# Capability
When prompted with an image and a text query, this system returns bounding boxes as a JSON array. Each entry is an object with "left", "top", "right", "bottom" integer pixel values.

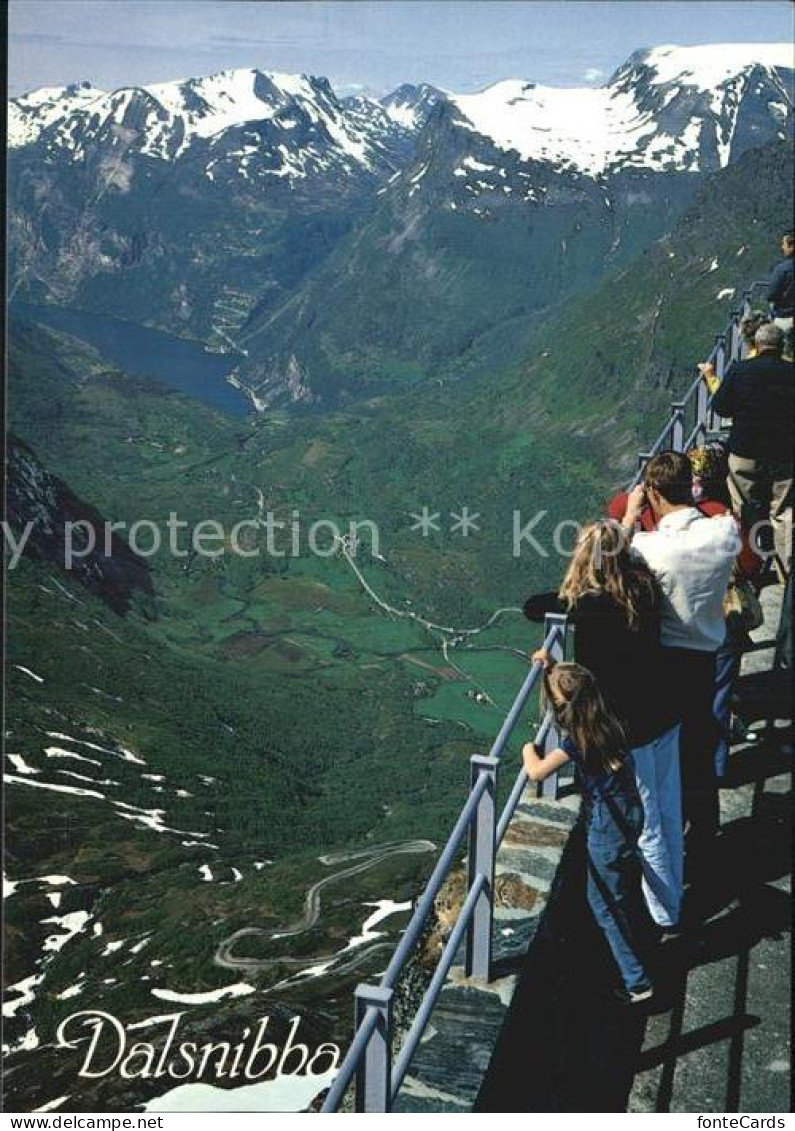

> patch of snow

[
  {"left": 112, "top": 799, "right": 209, "bottom": 838},
  {"left": 4, "top": 773, "right": 105, "bottom": 801},
  {"left": 14, "top": 665, "right": 44, "bottom": 683},
  {"left": 643, "top": 43, "right": 793, "bottom": 90},
  {"left": 5, "top": 1026, "right": 40, "bottom": 1054},
  {"left": 145, "top": 1071, "right": 336, "bottom": 1113},
  {"left": 3, "top": 974, "right": 44, "bottom": 1018},
  {"left": 42, "top": 910, "right": 92, "bottom": 954},
  {"left": 199, "top": 865, "right": 214, "bottom": 882},
  {"left": 45, "top": 745, "right": 102, "bottom": 767},
  {"left": 32, "top": 1097, "right": 70, "bottom": 1114},
  {"left": 463, "top": 156, "right": 495, "bottom": 173},
  {"left": 716, "top": 287, "right": 736, "bottom": 301},
  {"left": 56, "top": 982, "right": 85, "bottom": 1001},
  {"left": 342, "top": 900, "right": 412, "bottom": 952},
  {"left": 101, "top": 939, "right": 126, "bottom": 957},
  {"left": 151, "top": 983, "right": 255, "bottom": 1005},
  {"left": 7, "top": 754, "right": 40, "bottom": 775}
]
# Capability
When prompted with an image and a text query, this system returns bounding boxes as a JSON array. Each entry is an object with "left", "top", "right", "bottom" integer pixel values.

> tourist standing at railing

[
  {"left": 708, "top": 322, "right": 793, "bottom": 578},
  {"left": 523, "top": 662, "right": 654, "bottom": 1004},
  {"left": 622, "top": 453, "right": 741, "bottom": 860},
  {"left": 698, "top": 310, "right": 769, "bottom": 392},
  {"left": 615, "top": 448, "right": 763, "bottom": 780},
  {"left": 523, "top": 521, "right": 683, "bottom": 931},
  {"left": 767, "top": 229, "right": 794, "bottom": 332}
]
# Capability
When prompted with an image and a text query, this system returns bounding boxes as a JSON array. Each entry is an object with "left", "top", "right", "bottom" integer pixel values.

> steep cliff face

[
  {"left": 7, "top": 70, "right": 440, "bottom": 344},
  {"left": 7, "top": 436, "right": 154, "bottom": 614}
]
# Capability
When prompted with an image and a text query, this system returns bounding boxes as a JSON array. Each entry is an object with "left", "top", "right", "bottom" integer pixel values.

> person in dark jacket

[
  {"left": 710, "top": 321, "right": 793, "bottom": 576},
  {"left": 524, "top": 519, "right": 683, "bottom": 930},
  {"left": 767, "top": 230, "right": 794, "bottom": 329}
]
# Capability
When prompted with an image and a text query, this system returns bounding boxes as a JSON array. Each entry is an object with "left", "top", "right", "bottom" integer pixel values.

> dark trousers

[
  {"left": 666, "top": 647, "right": 720, "bottom": 842},
  {"left": 713, "top": 625, "right": 742, "bottom": 779}
]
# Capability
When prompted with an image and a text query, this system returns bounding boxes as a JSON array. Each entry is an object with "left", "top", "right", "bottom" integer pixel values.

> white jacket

[{"left": 631, "top": 508, "right": 741, "bottom": 652}]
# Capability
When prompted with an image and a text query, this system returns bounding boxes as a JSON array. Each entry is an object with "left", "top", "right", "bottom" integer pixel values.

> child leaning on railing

[{"left": 523, "top": 657, "right": 654, "bottom": 1005}]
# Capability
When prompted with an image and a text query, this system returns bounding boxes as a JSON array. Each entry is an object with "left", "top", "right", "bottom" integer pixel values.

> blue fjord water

[{"left": 13, "top": 303, "right": 252, "bottom": 418}]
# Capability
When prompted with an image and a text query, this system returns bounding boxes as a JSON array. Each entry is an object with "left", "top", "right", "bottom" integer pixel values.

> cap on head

[{"left": 755, "top": 322, "right": 784, "bottom": 352}]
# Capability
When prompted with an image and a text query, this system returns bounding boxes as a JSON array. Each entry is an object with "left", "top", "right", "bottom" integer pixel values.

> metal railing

[
  {"left": 321, "top": 616, "right": 567, "bottom": 1111},
  {"left": 321, "top": 278, "right": 770, "bottom": 1112},
  {"left": 630, "top": 280, "right": 769, "bottom": 486}
]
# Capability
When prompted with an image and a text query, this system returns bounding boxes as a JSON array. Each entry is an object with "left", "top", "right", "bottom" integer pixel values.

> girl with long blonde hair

[{"left": 523, "top": 517, "right": 684, "bottom": 935}]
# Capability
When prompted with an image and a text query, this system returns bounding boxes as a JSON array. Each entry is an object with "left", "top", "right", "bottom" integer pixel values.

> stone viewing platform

[{"left": 397, "top": 580, "right": 789, "bottom": 1113}]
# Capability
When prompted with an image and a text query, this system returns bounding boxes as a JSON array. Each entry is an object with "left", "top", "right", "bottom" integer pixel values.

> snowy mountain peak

[
  {"left": 143, "top": 66, "right": 330, "bottom": 141},
  {"left": 8, "top": 81, "right": 108, "bottom": 147},
  {"left": 450, "top": 43, "right": 793, "bottom": 177},
  {"left": 380, "top": 83, "right": 443, "bottom": 129},
  {"left": 617, "top": 42, "right": 795, "bottom": 89}
]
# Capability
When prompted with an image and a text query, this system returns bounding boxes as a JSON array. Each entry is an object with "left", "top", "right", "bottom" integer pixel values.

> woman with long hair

[
  {"left": 524, "top": 660, "right": 653, "bottom": 1003},
  {"left": 524, "top": 519, "right": 683, "bottom": 933}
]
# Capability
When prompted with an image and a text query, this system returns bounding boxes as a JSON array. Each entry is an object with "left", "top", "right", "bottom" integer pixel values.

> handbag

[{"left": 724, "top": 576, "right": 764, "bottom": 632}]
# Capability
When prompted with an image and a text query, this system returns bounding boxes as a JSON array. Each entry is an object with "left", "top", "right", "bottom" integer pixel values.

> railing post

[
  {"left": 704, "top": 332, "right": 726, "bottom": 433},
  {"left": 354, "top": 985, "right": 393, "bottom": 1112},
  {"left": 465, "top": 754, "right": 498, "bottom": 981},
  {"left": 538, "top": 613, "right": 568, "bottom": 799},
  {"left": 670, "top": 401, "right": 686, "bottom": 452},
  {"left": 727, "top": 309, "right": 742, "bottom": 364}
]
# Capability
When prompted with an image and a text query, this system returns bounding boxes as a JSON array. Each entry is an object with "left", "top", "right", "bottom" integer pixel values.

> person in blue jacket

[{"left": 767, "top": 229, "right": 794, "bottom": 332}]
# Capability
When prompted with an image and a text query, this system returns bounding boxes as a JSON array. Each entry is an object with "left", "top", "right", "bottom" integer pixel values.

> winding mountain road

[{"left": 214, "top": 839, "right": 435, "bottom": 974}]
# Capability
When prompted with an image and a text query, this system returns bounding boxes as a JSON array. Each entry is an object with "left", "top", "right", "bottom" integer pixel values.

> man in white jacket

[{"left": 623, "top": 452, "right": 741, "bottom": 857}]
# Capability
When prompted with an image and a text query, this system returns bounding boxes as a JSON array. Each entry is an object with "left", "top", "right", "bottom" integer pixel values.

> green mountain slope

[{"left": 5, "top": 137, "right": 791, "bottom": 1113}]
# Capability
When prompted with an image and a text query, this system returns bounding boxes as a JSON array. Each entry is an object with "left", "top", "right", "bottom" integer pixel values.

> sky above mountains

[{"left": 9, "top": 0, "right": 795, "bottom": 97}]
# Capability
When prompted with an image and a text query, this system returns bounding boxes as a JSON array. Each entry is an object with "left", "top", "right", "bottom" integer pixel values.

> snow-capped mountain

[
  {"left": 380, "top": 83, "right": 444, "bottom": 129},
  {"left": 230, "top": 44, "right": 793, "bottom": 407},
  {"left": 448, "top": 43, "right": 793, "bottom": 181},
  {"left": 7, "top": 67, "right": 442, "bottom": 343},
  {"left": 7, "top": 45, "right": 793, "bottom": 389},
  {"left": 7, "top": 67, "right": 433, "bottom": 182}
]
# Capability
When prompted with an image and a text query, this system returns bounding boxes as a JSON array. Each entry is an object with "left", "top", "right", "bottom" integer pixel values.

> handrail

[
  {"left": 322, "top": 275, "right": 769, "bottom": 1112},
  {"left": 629, "top": 278, "right": 769, "bottom": 489},
  {"left": 378, "top": 623, "right": 562, "bottom": 991},
  {"left": 380, "top": 770, "right": 490, "bottom": 990},
  {"left": 484, "top": 623, "right": 563, "bottom": 762},
  {"left": 496, "top": 710, "right": 554, "bottom": 844}
]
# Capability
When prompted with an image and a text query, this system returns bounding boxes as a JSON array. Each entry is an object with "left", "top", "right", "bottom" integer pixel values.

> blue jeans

[
  {"left": 585, "top": 788, "right": 652, "bottom": 994},
  {"left": 633, "top": 724, "right": 683, "bottom": 927}
]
